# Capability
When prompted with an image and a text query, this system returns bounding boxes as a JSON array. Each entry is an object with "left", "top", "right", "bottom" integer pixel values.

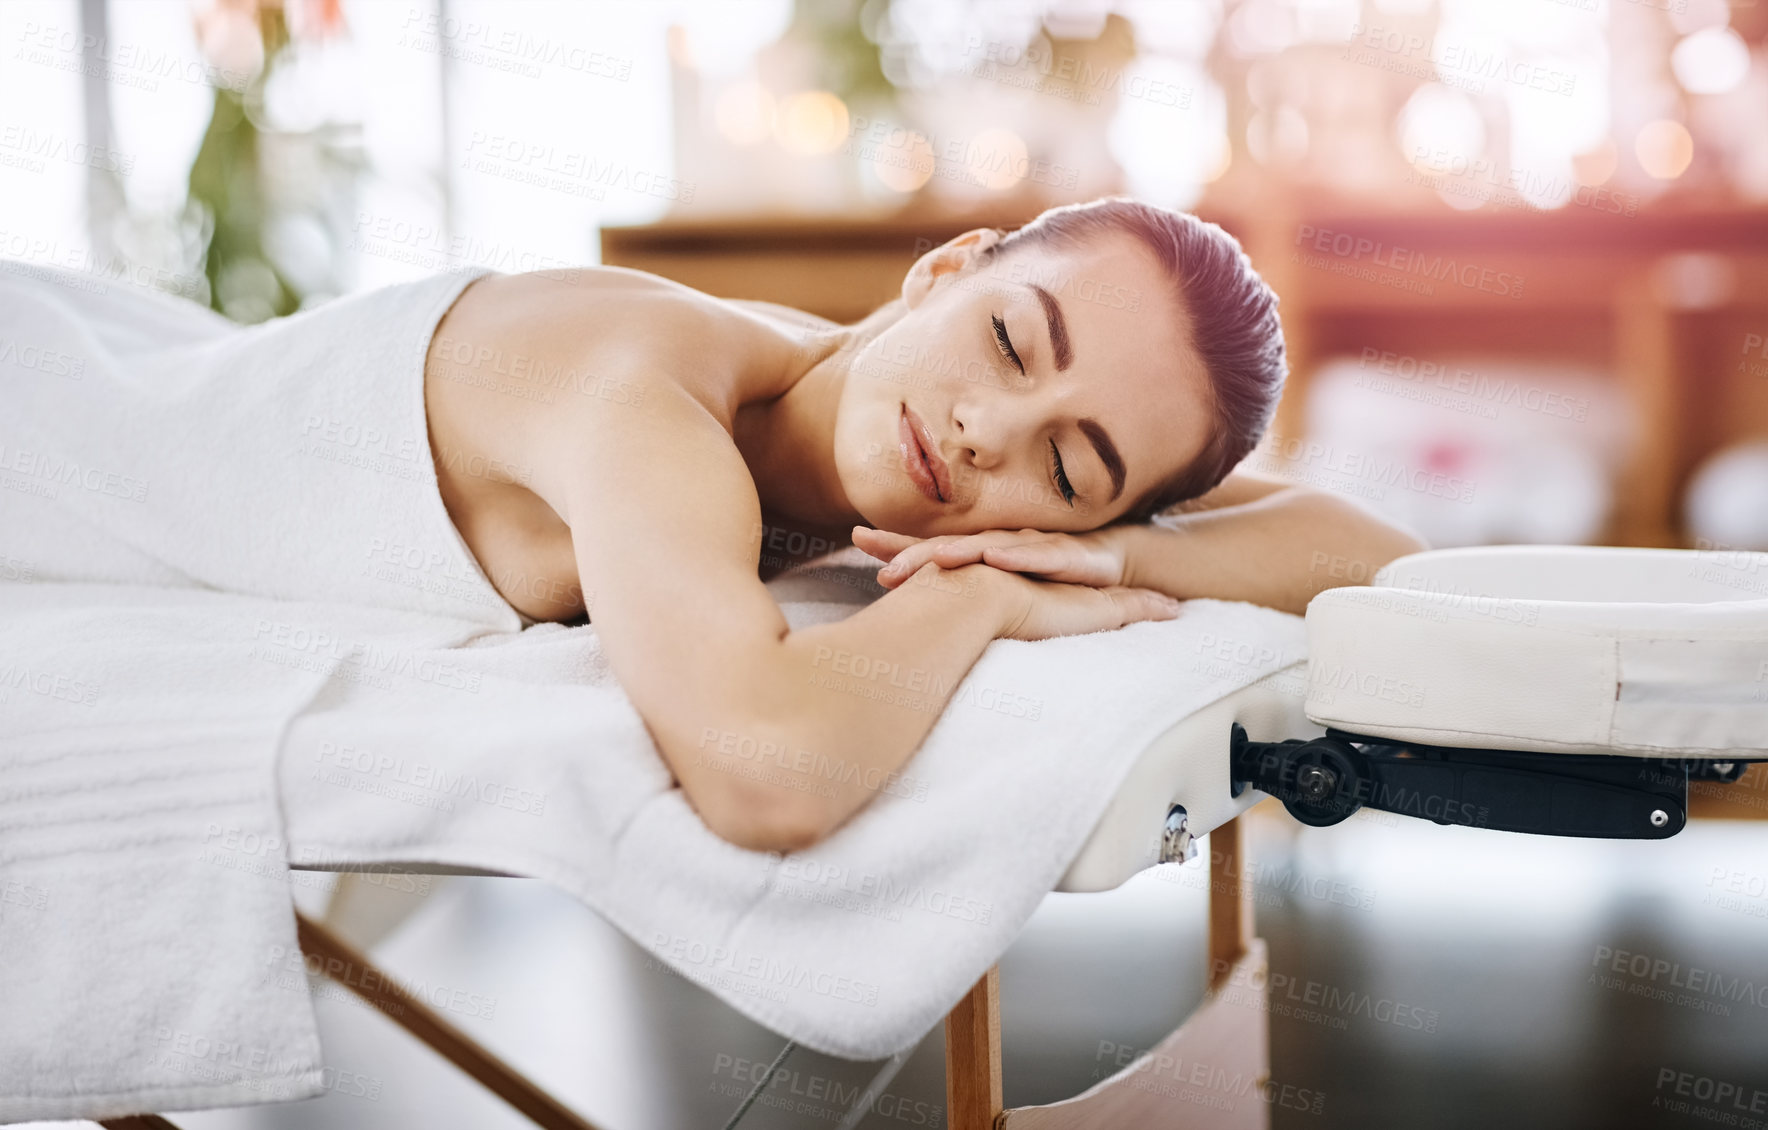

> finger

[
  {"left": 924, "top": 533, "right": 1011, "bottom": 569},
  {"left": 979, "top": 541, "right": 1076, "bottom": 578},
  {"left": 892, "top": 532, "right": 1026, "bottom": 583},
  {"left": 925, "top": 528, "right": 1054, "bottom": 566},
  {"left": 981, "top": 541, "right": 1115, "bottom": 586},
  {"left": 1104, "top": 586, "right": 1183, "bottom": 625},
  {"left": 851, "top": 526, "right": 920, "bottom": 562},
  {"left": 875, "top": 536, "right": 962, "bottom": 587}
]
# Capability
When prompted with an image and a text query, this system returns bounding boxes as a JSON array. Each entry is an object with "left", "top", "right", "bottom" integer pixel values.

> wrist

[
  {"left": 945, "top": 562, "right": 1027, "bottom": 637},
  {"left": 1099, "top": 523, "right": 1145, "bottom": 590}
]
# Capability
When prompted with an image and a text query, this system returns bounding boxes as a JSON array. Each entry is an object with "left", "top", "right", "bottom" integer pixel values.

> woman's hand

[
  {"left": 882, "top": 554, "right": 1180, "bottom": 643},
  {"left": 984, "top": 568, "right": 1183, "bottom": 641},
  {"left": 852, "top": 525, "right": 1131, "bottom": 590}
]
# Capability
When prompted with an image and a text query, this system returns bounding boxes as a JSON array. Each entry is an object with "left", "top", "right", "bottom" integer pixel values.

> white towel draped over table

[{"left": 0, "top": 263, "right": 1308, "bottom": 1123}]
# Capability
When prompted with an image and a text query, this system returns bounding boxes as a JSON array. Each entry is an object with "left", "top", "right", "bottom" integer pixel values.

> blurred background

[
  {"left": 8, "top": 0, "right": 1768, "bottom": 550},
  {"left": 5, "top": 0, "right": 1767, "bottom": 1127}
]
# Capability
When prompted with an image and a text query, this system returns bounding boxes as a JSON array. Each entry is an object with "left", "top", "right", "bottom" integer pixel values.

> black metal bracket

[{"left": 1228, "top": 723, "right": 1763, "bottom": 840}]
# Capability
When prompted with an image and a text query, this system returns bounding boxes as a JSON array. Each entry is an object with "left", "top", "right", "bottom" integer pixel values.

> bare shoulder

[{"left": 1166, "top": 467, "right": 1293, "bottom": 516}]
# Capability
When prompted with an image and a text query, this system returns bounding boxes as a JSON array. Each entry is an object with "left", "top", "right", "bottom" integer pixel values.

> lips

[{"left": 899, "top": 403, "right": 952, "bottom": 504}]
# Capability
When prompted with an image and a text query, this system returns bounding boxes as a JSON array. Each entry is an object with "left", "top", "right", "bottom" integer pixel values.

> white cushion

[{"left": 1303, "top": 546, "right": 1768, "bottom": 757}]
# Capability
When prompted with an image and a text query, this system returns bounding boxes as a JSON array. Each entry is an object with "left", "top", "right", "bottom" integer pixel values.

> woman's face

[{"left": 832, "top": 228, "right": 1213, "bottom": 538}]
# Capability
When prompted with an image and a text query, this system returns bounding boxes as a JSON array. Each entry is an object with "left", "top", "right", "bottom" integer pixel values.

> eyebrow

[
  {"left": 1078, "top": 417, "right": 1127, "bottom": 503},
  {"left": 1023, "top": 283, "right": 1124, "bottom": 502},
  {"left": 1029, "top": 284, "right": 1073, "bottom": 371}
]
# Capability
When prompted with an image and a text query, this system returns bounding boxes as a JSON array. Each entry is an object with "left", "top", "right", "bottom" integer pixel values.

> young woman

[
  {"left": 418, "top": 196, "right": 1428, "bottom": 853},
  {"left": 0, "top": 196, "right": 1424, "bottom": 854}
]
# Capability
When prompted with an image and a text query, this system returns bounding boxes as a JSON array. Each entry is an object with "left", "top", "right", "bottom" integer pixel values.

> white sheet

[
  {"left": 0, "top": 261, "right": 1308, "bottom": 1120},
  {"left": 0, "top": 557, "right": 1306, "bottom": 1120},
  {"left": 275, "top": 555, "right": 1308, "bottom": 1062}
]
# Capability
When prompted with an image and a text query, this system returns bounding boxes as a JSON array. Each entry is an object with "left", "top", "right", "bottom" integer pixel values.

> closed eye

[
  {"left": 1048, "top": 438, "right": 1076, "bottom": 506},
  {"left": 991, "top": 314, "right": 1024, "bottom": 373}
]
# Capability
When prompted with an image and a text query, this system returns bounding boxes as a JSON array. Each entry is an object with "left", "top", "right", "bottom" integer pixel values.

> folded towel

[
  {"left": 276, "top": 560, "right": 1306, "bottom": 1061},
  {"left": 0, "top": 262, "right": 1308, "bottom": 1120},
  {"left": 0, "top": 261, "right": 512, "bottom": 1122}
]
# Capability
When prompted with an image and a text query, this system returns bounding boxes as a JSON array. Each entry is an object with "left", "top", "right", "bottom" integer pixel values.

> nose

[
  {"left": 952, "top": 390, "right": 1039, "bottom": 473},
  {"left": 952, "top": 402, "right": 997, "bottom": 472}
]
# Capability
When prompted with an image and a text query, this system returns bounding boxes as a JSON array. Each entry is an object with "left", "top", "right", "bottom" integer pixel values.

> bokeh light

[
  {"left": 1636, "top": 119, "right": 1695, "bottom": 179},
  {"left": 1399, "top": 84, "right": 1486, "bottom": 170},
  {"left": 774, "top": 90, "right": 850, "bottom": 155},
  {"left": 1671, "top": 27, "right": 1752, "bottom": 95},
  {"left": 714, "top": 79, "right": 776, "bottom": 147}
]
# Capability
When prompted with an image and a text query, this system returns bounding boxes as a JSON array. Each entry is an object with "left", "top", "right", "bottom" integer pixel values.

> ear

[{"left": 901, "top": 227, "right": 1005, "bottom": 310}]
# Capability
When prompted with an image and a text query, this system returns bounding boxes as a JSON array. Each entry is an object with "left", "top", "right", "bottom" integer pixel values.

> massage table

[{"left": 95, "top": 544, "right": 1767, "bottom": 1130}]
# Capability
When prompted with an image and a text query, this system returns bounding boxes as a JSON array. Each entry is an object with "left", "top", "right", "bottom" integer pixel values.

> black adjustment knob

[{"left": 1279, "top": 738, "right": 1366, "bottom": 827}]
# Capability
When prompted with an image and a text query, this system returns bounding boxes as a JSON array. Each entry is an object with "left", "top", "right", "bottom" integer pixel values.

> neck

[{"left": 734, "top": 299, "right": 903, "bottom": 533}]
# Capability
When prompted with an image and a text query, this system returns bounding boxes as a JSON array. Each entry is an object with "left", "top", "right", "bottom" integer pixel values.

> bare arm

[
  {"left": 1109, "top": 470, "right": 1430, "bottom": 616},
  {"left": 561, "top": 384, "right": 1171, "bottom": 854}
]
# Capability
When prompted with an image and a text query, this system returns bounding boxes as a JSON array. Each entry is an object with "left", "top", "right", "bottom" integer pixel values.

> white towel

[
  {"left": 276, "top": 562, "right": 1305, "bottom": 1061},
  {"left": 0, "top": 262, "right": 1308, "bottom": 1120},
  {"left": 0, "top": 261, "right": 514, "bottom": 1122}
]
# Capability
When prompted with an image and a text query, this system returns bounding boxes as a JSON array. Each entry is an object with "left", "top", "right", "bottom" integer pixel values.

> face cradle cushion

[{"left": 1302, "top": 546, "right": 1768, "bottom": 759}]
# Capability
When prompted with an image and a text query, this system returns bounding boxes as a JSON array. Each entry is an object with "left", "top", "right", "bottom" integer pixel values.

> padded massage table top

[
  {"left": 1067, "top": 544, "right": 1767, "bottom": 888},
  {"left": 287, "top": 545, "right": 1768, "bottom": 895},
  {"left": 1304, "top": 545, "right": 1767, "bottom": 759}
]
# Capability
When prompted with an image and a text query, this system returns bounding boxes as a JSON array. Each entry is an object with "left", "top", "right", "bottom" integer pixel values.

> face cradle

[{"left": 831, "top": 230, "right": 1214, "bottom": 539}]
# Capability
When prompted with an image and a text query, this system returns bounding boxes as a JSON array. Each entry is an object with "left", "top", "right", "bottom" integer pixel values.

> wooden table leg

[
  {"left": 1208, "top": 815, "right": 1255, "bottom": 988},
  {"left": 997, "top": 816, "right": 1272, "bottom": 1129},
  {"left": 946, "top": 964, "right": 1004, "bottom": 1130}
]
